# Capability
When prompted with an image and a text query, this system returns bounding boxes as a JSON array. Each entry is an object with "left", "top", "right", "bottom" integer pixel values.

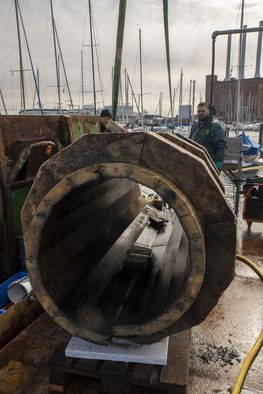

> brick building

[
  {"left": 205, "top": 21, "right": 263, "bottom": 123},
  {"left": 205, "top": 75, "right": 263, "bottom": 122}
]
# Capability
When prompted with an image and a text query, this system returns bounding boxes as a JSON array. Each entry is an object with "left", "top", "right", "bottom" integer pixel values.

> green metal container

[{"left": 0, "top": 115, "right": 99, "bottom": 277}]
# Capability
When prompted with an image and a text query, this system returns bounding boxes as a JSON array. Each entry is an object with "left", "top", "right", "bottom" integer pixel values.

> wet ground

[
  {"left": 0, "top": 207, "right": 262, "bottom": 393},
  {"left": 188, "top": 220, "right": 263, "bottom": 394}
]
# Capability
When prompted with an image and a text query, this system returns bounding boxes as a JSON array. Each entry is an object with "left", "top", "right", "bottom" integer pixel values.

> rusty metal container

[
  {"left": 22, "top": 132, "right": 236, "bottom": 344},
  {"left": 0, "top": 115, "right": 98, "bottom": 277}
]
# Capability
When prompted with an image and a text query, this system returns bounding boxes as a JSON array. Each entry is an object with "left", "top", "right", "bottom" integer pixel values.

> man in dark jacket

[{"left": 189, "top": 102, "right": 227, "bottom": 170}]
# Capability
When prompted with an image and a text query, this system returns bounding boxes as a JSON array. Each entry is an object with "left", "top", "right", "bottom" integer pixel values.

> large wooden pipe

[{"left": 22, "top": 132, "right": 236, "bottom": 345}]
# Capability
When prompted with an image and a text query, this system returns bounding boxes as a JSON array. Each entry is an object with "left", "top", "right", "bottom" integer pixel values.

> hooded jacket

[{"left": 189, "top": 116, "right": 227, "bottom": 168}]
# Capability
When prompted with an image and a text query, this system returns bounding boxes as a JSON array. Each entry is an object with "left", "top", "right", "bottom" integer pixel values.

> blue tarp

[
  {"left": 239, "top": 133, "right": 260, "bottom": 156},
  {"left": 0, "top": 271, "right": 27, "bottom": 310}
]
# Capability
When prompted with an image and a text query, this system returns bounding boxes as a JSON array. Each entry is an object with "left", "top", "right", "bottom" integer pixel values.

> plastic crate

[{"left": 0, "top": 271, "right": 27, "bottom": 310}]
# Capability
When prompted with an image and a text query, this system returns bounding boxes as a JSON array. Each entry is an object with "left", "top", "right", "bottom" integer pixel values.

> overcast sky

[{"left": 0, "top": 0, "right": 262, "bottom": 115}]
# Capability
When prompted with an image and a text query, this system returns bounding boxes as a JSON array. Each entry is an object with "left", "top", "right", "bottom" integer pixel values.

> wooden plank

[
  {"left": 24, "top": 313, "right": 70, "bottom": 343},
  {"left": 101, "top": 225, "right": 158, "bottom": 326},
  {"left": 69, "top": 358, "right": 98, "bottom": 377},
  {"left": 47, "top": 330, "right": 190, "bottom": 393},
  {"left": 0, "top": 297, "right": 43, "bottom": 349},
  {"left": 41, "top": 185, "right": 142, "bottom": 281},
  {"left": 160, "top": 330, "right": 191, "bottom": 388},
  {"left": 54, "top": 200, "right": 147, "bottom": 314},
  {"left": 84, "top": 210, "right": 149, "bottom": 305},
  {"left": 102, "top": 271, "right": 141, "bottom": 327},
  {"left": 131, "top": 363, "right": 160, "bottom": 386},
  {"left": 49, "top": 343, "right": 73, "bottom": 370},
  {"left": 49, "top": 383, "right": 64, "bottom": 393},
  {"left": 115, "top": 213, "right": 178, "bottom": 325},
  {"left": 41, "top": 179, "right": 136, "bottom": 251},
  {"left": 101, "top": 360, "right": 129, "bottom": 378},
  {"left": 141, "top": 215, "right": 184, "bottom": 320}
]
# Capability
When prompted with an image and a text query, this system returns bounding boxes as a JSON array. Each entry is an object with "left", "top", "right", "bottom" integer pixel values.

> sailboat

[{"left": 235, "top": 2, "right": 263, "bottom": 166}]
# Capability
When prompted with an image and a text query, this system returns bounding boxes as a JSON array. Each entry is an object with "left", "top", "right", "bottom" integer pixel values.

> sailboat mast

[
  {"left": 54, "top": 25, "right": 74, "bottom": 110},
  {"left": 50, "top": 0, "right": 61, "bottom": 112},
  {"left": 192, "top": 79, "right": 196, "bottom": 124},
  {"left": 112, "top": 0, "right": 127, "bottom": 121},
  {"left": 159, "top": 92, "right": 163, "bottom": 116},
  {"left": 188, "top": 80, "right": 192, "bottom": 131},
  {"left": 163, "top": 0, "right": 173, "bottom": 126},
  {"left": 178, "top": 69, "right": 183, "bottom": 127},
  {"left": 88, "top": 0, "right": 96, "bottom": 115},
  {"left": 236, "top": 0, "right": 245, "bottom": 125},
  {"left": 124, "top": 68, "right": 129, "bottom": 122},
  {"left": 15, "top": 0, "right": 26, "bottom": 114},
  {"left": 127, "top": 73, "right": 140, "bottom": 116},
  {"left": 17, "top": 2, "right": 43, "bottom": 114},
  {"left": 32, "top": 66, "right": 40, "bottom": 110},
  {"left": 0, "top": 89, "right": 8, "bottom": 115},
  {"left": 139, "top": 28, "right": 144, "bottom": 130},
  {"left": 119, "top": 73, "right": 125, "bottom": 123},
  {"left": 81, "top": 51, "right": 84, "bottom": 111},
  {"left": 189, "top": 80, "right": 192, "bottom": 114}
]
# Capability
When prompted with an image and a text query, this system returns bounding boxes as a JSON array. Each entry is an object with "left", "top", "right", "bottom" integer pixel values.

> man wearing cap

[{"left": 100, "top": 109, "right": 112, "bottom": 133}]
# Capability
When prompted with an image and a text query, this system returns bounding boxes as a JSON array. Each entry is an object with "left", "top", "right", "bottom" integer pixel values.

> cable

[
  {"left": 232, "top": 254, "right": 263, "bottom": 394},
  {"left": 235, "top": 254, "right": 263, "bottom": 281}
]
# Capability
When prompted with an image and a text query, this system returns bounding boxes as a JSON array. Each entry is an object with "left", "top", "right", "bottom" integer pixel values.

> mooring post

[{"left": 259, "top": 124, "right": 263, "bottom": 151}]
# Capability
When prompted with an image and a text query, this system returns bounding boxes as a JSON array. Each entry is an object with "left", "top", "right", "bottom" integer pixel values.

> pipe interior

[{"left": 38, "top": 177, "right": 191, "bottom": 335}]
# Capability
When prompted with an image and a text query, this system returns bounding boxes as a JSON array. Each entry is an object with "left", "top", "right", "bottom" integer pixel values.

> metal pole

[
  {"left": 119, "top": 72, "right": 124, "bottom": 123},
  {"left": 32, "top": 67, "right": 40, "bottom": 111},
  {"left": 0, "top": 89, "right": 8, "bottom": 114},
  {"left": 254, "top": 21, "right": 263, "bottom": 78},
  {"left": 15, "top": 0, "right": 26, "bottom": 113},
  {"left": 37, "top": 67, "right": 40, "bottom": 111},
  {"left": 179, "top": 69, "right": 183, "bottom": 127},
  {"left": 17, "top": 1, "right": 43, "bottom": 114},
  {"left": 81, "top": 51, "right": 84, "bottom": 111},
  {"left": 159, "top": 92, "right": 163, "bottom": 117},
  {"left": 112, "top": 0, "right": 127, "bottom": 120},
  {"left": 192, "top": 80, "right": 196, "bottom": 123},
  {"left": 58, "top": 54, "right": 61, "bottom": 109},
  {"left": 127, "top": 73, "right": 140, "bottom": 115},
  {"left": 210, "top": 37, "right": 216, "bottom": 106},
  {"left": 54, "top": 25, "right": 74, "bottom": 110},
  {"left": 189, "top": 80, "right": 192, "bottom": 116},
  {"left": 163, "top": 0, "right": 173, "bottom": 127},
  {"left": 259, "top": 123, "right": 263, "bottom": 148},
  {"left": 236, "top": 0, "right": 245, "bottom": 124},
  {"left": 240, "top": 25, "right": 247, "bottom": 80},
  {"left": 188, "top": 80, "right": 192, "bottom": 132},
  {"left": 124, "top": 68, "right": 129, "bottom": 122},
  {"left": 139, "top": 28, "right": 144, "bottom": 130},
  {"left": 50, "top": 0, "right": 61, "bottom": 112},
  {"left": 210, "top": 25, "right": 263, "bottom": 108},
  {"left": 224, "top": 34, "right": 232, "bottom": 81},
  {"left": 89, "top": 0, "right": 96, "bottom": 115}
]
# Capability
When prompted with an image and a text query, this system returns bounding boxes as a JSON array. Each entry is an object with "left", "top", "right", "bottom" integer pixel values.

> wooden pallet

[{"left": 49, "top": 329, "right": 190, "bottom": 394}]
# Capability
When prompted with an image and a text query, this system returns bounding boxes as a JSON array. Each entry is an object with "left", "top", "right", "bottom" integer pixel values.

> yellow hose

[
  {"left": 235, "top": 254, "right": 263, "bottom": 281},
  {"left": 232, "top": 254, "right": 263, "bottom": 394}
]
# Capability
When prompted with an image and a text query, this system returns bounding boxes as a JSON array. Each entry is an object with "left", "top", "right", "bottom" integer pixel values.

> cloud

[{"left": 0, "top": 0, "right": 262, "bottom": 114}]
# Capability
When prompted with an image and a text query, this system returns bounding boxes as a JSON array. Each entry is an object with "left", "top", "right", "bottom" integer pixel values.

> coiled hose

[{"left": 232, "top": 254, "right": 263, "bottom": 394}]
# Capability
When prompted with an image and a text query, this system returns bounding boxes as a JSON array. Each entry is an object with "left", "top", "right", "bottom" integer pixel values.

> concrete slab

[{"left": 65, "top": 336, "right": 169, "bottom": 365}]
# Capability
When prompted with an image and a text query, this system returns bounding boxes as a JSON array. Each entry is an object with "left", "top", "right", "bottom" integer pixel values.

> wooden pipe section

[{"left": 21, "top": 132, "right": 236, "bottom": 345}]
